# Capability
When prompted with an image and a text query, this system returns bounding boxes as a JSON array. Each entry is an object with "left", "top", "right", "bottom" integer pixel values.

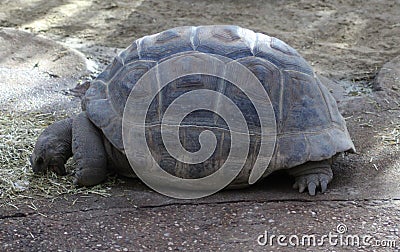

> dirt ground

[
  {"left": 0, "top": 0, "right": 400, "bottom": 251},
  {"left": 2, "top": 0, "right": 400, "bottom": 79}
]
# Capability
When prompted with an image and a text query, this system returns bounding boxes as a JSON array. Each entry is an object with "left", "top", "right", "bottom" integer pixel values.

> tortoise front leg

[
  {"left": 288, "top": 159, "right": 333, "bottom": 196},
  {"left": 72, "top": 112, "right": 108, "bottom": 186}
]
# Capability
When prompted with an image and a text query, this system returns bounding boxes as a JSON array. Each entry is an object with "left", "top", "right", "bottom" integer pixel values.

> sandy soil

[
  {"left": 0, "top": 0, "right": 399, "bottom": 251},
  {"left": 1, "top": 0, "right": 399, "bottom": 80}
]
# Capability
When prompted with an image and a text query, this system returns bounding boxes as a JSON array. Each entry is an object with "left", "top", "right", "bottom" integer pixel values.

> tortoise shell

[{"left": 83, "top": 25, "right": 355, "bottom": 185}]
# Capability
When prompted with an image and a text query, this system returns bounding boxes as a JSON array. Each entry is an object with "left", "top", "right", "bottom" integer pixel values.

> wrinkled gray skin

[
  {"left": 31, "top": 112, "right": 131, "bottom": 186},
  {"left": 30, "top": 112, "right": 332, "bottom": 196},
  {"left": 30, "top": 118, "right": 73, "bottom": 176}
]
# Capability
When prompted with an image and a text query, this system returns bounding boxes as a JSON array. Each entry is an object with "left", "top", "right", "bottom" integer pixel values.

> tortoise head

[
  {"left": 30, "top": 118, "right": 73, "bottom": 176},
  {"left": 30, "top": 137, "right": 67, "bottom": 175}
]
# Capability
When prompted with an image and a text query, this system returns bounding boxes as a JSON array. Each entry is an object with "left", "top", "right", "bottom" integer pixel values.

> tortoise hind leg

[
  {"left": 288, "top": 159, "right": 333, "bottom": 196},
  {"left": 72, "top": 112, "right": 108, "bottom": 186}
]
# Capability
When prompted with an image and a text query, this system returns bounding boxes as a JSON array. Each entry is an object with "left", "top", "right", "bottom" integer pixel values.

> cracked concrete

[{"left": 1, "top": 194, "right": 400, "bottom": 251}]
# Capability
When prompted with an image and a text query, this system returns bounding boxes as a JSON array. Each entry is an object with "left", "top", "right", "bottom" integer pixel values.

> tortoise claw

[
  {"left": 308, "top": 182, "right": 317, "bottom": 196},
  {"left": 320, "top": 178, "right": 328, "bottom": 193}
]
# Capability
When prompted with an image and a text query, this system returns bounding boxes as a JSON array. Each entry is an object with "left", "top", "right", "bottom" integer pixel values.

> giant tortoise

[{"left": 30, "top": 25, "right": 355, "bottom": 196}]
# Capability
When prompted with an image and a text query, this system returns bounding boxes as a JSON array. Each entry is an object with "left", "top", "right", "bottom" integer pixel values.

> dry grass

[
  {"left": 379, "top": 122, "right": 400, "bottom": 147},
  {"left": 0, "top": 111, "right": 114, "bottom": 207}
]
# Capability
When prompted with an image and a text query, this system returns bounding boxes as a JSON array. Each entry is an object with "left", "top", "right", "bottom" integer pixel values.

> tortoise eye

[{"left": 36, "top": 157, "right": 44, "bottom": 165}]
